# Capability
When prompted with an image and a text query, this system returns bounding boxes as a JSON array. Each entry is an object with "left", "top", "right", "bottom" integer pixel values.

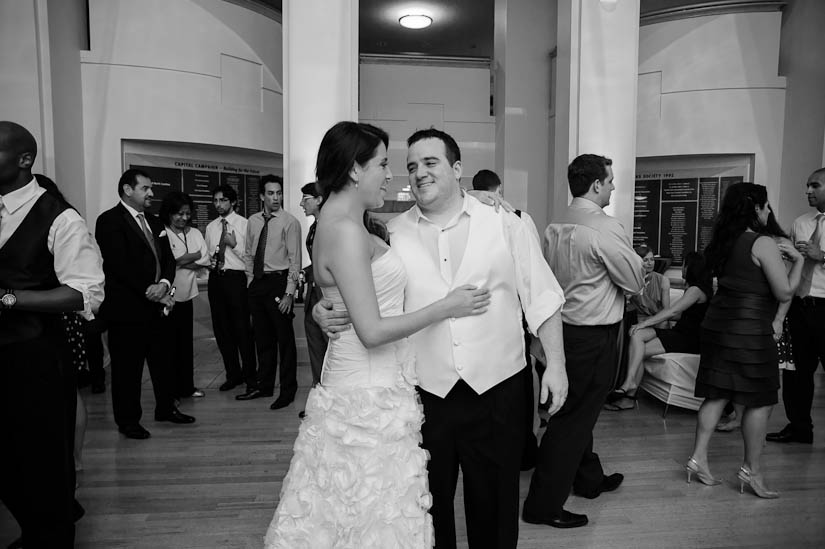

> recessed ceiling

[
  {"left": 359, "top": 0, "right": 494, "bottom": 58},
  {"left": 251, "top": 0, "right": 780, "bottom": 58}
]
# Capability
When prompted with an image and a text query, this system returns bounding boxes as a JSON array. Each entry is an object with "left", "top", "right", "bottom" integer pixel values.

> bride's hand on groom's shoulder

[{"left": 313, "top": 298, "right": 351, "bottom": 339}]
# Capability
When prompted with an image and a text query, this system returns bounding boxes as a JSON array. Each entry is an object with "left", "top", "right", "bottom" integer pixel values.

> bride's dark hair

[{"left": 316, "top": 121, "right": 390, "bottom": 243}]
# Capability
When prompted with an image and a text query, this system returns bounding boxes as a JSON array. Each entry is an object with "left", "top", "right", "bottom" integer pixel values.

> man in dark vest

[
  {"left": 96, "top": 168, "right": 196, "bottom": 440},
  {"left": 0, "top": 121, "right": 105, "bottom": 547}
]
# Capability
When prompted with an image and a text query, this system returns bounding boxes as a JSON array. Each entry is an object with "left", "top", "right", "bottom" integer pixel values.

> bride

[{"left": 264, "top": 121, "right": 490, "bottom": 548}]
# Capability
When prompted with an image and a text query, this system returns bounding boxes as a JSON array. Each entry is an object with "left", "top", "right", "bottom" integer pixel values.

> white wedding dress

[{"left": 264, "top": 248, "right": 434, "bottom": 548}]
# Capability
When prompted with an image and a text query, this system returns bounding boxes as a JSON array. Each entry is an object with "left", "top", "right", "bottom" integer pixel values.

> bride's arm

[{"left": 325, "top": 219, "right": 490, "bottom": 349}]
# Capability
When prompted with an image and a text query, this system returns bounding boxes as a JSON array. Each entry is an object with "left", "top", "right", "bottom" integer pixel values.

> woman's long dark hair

[
  {"left": 315, "top": 121, "right": 390, "bottom": 244},
  {"left": 34, "top": 173, "right": 74, "bottom": 210},
  {"left": 704, "top": 182, "right": 769, "bottom": 276},
  {"left": 683, "top": 251, "right": 713, "bottom": 298}
]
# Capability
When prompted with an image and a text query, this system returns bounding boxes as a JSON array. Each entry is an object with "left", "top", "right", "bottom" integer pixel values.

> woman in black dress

[
  {"left": 605, "top": 252, "right": 711, "bottom": 411},
  {"left": 686, "top": 183, "right": 803, "bottom": 498}
]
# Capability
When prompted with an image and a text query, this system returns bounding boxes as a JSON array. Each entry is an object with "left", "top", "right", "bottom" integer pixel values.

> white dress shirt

[
  {"left": 544, "top": 197, "right": 645, "bottom": 326},
  {"left": 0, "top": 178, "right": 104, "bottom": 317},
  {"left": 791, "top": 210, "right": 825, "bottom": 298},
  {"left": 388, "top": 194, "right": 565, "bottom": 397},
  {"left": 166, "top": 226, "right": 210, "bottom": 301},
  {"left": 205, "top": 211, "right": 248, "bottom": 272}
]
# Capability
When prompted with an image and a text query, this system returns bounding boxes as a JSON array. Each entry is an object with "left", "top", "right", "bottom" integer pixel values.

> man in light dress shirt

[
  {"left": 240, "top": 175, "right": 302, "bottom": 410},
  {"left": 522, "top": 154, "right": 645, "bottom": 529},
  {"left": 317, "top": 129, "right": 567, "bottom": 549},
  {"left": 0, "top": 121, "right": 105, "bottom": 547},
  {"left": 767, "top": 167, "right": 825, "bottom": 444},
  {"left": 205, "top": 184, "right": 257, "bottom": 393}
]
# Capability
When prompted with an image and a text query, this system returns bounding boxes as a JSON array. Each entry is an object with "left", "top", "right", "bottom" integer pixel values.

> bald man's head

[
  {"left": 0, "top": 121, "right": 37, "bottom": 188},
  {"left": 0, "top": 121, "right": 37, "bottom": 159}
]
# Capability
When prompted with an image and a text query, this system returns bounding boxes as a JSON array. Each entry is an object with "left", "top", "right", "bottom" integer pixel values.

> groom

[{"left": 315, "top": 128, "right": 567, "bottom": 548}]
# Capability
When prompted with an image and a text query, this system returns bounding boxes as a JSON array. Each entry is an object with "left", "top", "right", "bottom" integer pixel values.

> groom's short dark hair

[{"left": 407, "top": 128, "right": 461, "bottom": 166}]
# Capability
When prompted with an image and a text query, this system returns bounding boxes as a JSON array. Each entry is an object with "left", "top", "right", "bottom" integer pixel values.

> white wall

[
  {"left": 359, "top": 62, "right": 495, "bottom": 193},
  {"left": 777, "top": 0, "right": 825, "bottom": 227},
  {"left": 637, "top": 12, "right": 786, "bottom": 207},
  {"left": 82, "top": 0, "right": 283, "bottom": 224},
  {"left": 1, "top": 0, "right": 54, "bottom": 177}
]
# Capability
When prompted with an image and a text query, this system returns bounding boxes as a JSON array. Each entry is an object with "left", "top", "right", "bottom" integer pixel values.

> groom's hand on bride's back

[{"left": 313, "top": 298, "right": 351, "bottom": 339}]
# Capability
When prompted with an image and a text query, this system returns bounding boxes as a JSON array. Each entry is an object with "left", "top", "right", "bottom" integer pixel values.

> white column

[
  {"left": 283, "top": 0, "right": 359, "bottom": 263},
  {"left": 494, "top": 0, "right": 556, "bottom": 231},
  {"left": 553, "top": 0, "right": 640, "bottom": 233}
]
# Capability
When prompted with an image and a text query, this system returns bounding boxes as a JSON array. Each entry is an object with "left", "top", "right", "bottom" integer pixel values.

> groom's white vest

[{"left": 388, "top": 198, "right": 526, "bottom": 398}]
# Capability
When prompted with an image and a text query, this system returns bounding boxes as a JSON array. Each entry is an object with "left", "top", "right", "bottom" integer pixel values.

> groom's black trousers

[{"left": 419, "top": 370, "right": 525, "bottom": 549}]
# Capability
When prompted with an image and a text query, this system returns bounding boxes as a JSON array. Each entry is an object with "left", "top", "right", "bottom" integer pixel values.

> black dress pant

[
  {"left": 208, "top": 269, "right": 257, "bottom": 386},
  {"left": 169, "top": 299, "right": 195, "bottom": 397},
  {"left": 524, "top": 322, "right": 619, "bottom": 517},
  {"left": 1, "top": 335, "right": 77, "bottom": 548},
  {"left": 248, "top": 272, "right": 298, "bottom": 398},
  {"left": 108, "top": 318, "right": 175, "bottom": 427},
  {"left": 784, "top": 297, "right": 825, "bottom": 435},
  {"left": 419, "top": 371, "right": 525, "bottom": 549},
  {"left": 303, "top": 283, "right": 328, "bottom": 386}
]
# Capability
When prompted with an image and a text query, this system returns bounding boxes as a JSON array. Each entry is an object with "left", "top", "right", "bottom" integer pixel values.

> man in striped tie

[
  {"left": 767, "top": 167, "right": 825, "bottom": 444},
  {"left": 96, "top": 169, "right": 195, "bottom": 440}
]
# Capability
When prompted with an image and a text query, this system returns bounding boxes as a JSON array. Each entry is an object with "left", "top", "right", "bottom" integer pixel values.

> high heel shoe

[
  {"left": 737, "top": 466, "right": 779, "bottom": 499},
  {"left": 685, "top": 457, "right": 722, "bottom": 486}
]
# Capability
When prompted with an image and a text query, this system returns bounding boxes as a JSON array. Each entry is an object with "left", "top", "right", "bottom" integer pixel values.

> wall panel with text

[{"left": 634, "top": 155, "right": 753, "bottom": 266}]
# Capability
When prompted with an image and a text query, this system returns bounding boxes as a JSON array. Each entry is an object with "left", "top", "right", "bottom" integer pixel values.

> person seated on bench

[
  {"left": 606, "top": 252, "right": 713, "bottom": 411},
  {"left": 628, "top": 244, "right": 670, "bottom": 324}
]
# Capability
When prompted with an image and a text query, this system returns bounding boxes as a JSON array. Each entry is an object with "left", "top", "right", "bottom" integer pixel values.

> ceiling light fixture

[{"left": 399, "top": 14, "right": 432, "bottom": 30}]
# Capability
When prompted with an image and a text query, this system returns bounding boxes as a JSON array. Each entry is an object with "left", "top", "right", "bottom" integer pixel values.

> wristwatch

[{"left": 1, "top": 289, "right": 16, "bottom": 309}]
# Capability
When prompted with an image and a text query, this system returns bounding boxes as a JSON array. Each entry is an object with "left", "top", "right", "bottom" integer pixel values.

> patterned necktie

[
  {"left": 137, "top": 213, "right": 161, "bottom": 281},
  {"left": 253, "top": 214, "right": 273, "bottom": 280},
  {"left": 216, "top": 218, "right": 228, "bottom": 270},
  {"left": 798, "top": 212, "right": 824, "bottom": 297}
]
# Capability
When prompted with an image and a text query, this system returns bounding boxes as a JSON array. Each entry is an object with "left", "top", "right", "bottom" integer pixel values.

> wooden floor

[{"left": 2, "top": 333, "right": 825, "bottom": 548}]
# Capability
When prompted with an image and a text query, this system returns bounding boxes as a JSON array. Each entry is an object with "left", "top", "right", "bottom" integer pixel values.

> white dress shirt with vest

[
  {"left": 0, "top": 178, "right": 104, "bottom": 317},
  {"left": 388, "top": 194, "right": 565, "bottom": 398}
]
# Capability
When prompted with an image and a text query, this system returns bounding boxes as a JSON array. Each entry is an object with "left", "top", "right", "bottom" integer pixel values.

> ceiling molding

[
  {"left": 360, "top": 53, "right": 492, "bottom": 69},
  {"left": 222, "top": 0, "right": 281, "bottom": 23},
  {"left": 641, "top": 0, "right": 786, "bottom": 26}
]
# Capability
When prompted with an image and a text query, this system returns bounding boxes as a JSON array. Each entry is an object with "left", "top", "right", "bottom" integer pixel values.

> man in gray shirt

[{"left": 523, "top": 154, "right": 645, "bottom": 528}]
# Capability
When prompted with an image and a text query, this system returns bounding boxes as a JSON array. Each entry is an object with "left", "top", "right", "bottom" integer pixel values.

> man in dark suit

[{"left": 95, "top": 169, "right": 195, "bottom": 439}]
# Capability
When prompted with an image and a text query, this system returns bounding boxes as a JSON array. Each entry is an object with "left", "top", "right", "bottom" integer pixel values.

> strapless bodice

[{"left": 320, "top": 247, "right": 416, "bottom": 388}]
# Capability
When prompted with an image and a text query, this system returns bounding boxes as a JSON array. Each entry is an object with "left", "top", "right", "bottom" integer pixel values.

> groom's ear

[{"left": 452, "top": 160, "right": 462, "bottom": 182}]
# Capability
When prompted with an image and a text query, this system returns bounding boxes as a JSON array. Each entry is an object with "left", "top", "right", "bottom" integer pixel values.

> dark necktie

[
  {"left": 306, "top": 221, "right": 317, "bottom": 260},
  {"left": 216, "top": 218, "right": 228, "bottom": 270},
  {"left": 253, "top": 214, "right": 273, "bottom": 280},
  {"left": 137, "top": 213, "right": 161, "bottom": 281}
]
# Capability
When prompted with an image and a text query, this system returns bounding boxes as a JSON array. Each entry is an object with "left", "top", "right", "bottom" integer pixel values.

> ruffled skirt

[
  {"left": 695, "top": 290, "right": 779, "bottom": 406},
  {"left": 264, "top": 379, "right": 434, "bottom": 548}
]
